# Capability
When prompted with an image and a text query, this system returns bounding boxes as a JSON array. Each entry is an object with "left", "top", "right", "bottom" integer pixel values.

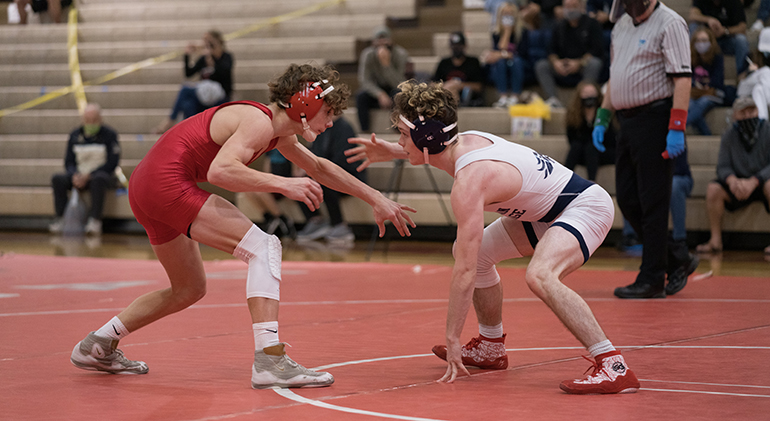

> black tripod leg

[{"left": 366, "top": 159, "right": 405, "bottom": 260}]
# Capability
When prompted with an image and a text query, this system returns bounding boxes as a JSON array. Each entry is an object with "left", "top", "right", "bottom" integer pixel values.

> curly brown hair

[
  {"left": 391, "top": 80, "right": 458, "bottom": 130},
  {"left": 268, "top": 63, "right": 351, "bottom": 116}
]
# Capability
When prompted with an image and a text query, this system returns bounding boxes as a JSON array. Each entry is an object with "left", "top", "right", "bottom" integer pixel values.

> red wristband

[{"left": 669, "top": 108, "right": 687, "bottom": 131}]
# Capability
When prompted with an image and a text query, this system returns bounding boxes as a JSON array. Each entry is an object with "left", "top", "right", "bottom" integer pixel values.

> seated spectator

[
  {"left": 521, "top": 0, "right": 564, "bottom": 29},
  {"left": 564, "top": 82, "right": 615, "bottom": 181},
  {"left": 14, "top": 0, "right": 70, "bottom": 24},
  {"left": 509, "top": 11, "right": 553, "bottom": 93},
  {"left": 432, "top": 31, "right": 486, "bottom": 107},
  {"left": 586, "top": 0, "right": 613, "bottom": 81},
  {"left": 688, "top": 27, "right": 726, "bottom": 135},
  {"left": 696, "top": 97, "right": 770, "bottom": 255},
  {"left": 154, "top": 30, "right": 233, "bottom": 133},
  {"left": 482, "top": 2, "right": 524, "bottom": 106},
  {"left": 49, "top": 104, "right": 120, "bottom": 236},
  {"left": 740, "top": 29, "right": 770, "bottom": 119},
  {"left": 243, "top": 149, "right": 296, "bottom": 239},
  {"left": 534, "top": 0, "right": 603, "bottom": 108},
  {"left": 689, "top": 0, "right": 750, "bottom": 77},
  {"left": 295, "top": 116, "right": 367, "bottom": 246},
  {"left": 751, "top": 0, "right": 770, "bottom": 31},
  {"left": 356, "top": 27, "right": 410, "bottom": 133}
]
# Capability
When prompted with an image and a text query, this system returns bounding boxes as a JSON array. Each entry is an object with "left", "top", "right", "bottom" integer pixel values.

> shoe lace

[
  {"left": 580, "top": 355, "right": 601, "bottom": 376},
  {"left": 464, "top": 337, "right": 482, "bottom": 350}
]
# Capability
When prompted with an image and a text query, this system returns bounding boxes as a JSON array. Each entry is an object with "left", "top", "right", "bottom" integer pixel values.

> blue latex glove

[
  {"left": 592, "top": 125, "right": 606, "bottom": 152},
  {"left": 663, "top": 129, "right": 685, "bottom": 159}
]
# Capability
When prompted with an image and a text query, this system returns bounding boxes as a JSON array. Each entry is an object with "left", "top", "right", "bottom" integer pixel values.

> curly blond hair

[
  {"left": 268, "top": 63, "right": 351, "bottom": 116},
  {"left": 391, "top": 80, "right": 458, "bottom": 129}
]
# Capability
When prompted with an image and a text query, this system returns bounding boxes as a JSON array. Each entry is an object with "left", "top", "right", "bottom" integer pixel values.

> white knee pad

[
  {"left": 233, "top": 225, "right": 282, "bottom": 300},
  {"left": 475, "top": 219, "right": 522, "bottom": 289}
]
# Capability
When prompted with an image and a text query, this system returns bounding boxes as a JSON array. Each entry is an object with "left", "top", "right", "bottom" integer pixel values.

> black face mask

[
  {"left": 736, "top": 117, "right": 761, "bottom": 148},
  {"left": 622, "top": 0, "right": 651, "bottom": 19},
  {"left": 451, "top": 47, "right": 465, "bottom": 59},
  {"left": 581, "top": 97, "right": 599, "bottom": 108}
]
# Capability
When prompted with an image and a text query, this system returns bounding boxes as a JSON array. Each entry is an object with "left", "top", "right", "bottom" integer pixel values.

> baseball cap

[
  {"left": 733, "top": 96, "right": 756, "bottom": 112},
  {"left": 373, "top": 26, "right": 391, "bottom": 40},
  {"left": 449, "top": 31, "right": 466, "bottom": 46}
]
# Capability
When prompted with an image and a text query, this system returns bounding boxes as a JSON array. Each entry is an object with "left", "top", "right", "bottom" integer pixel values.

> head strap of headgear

[
  {"left": 279, "top": 79, "right": 334, "bottom": 127},
  {"left": 399, "top": 114, "right": 458, "bottom": 155}
]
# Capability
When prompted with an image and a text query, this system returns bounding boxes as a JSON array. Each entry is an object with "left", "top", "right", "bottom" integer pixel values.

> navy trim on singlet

[
  {"left": 522, "top": 222, "right": 539, "bottom": 249},
  {"left": 538, "top": 173, "right": 594, "bottom": 223},
  {"left": 552, "top": 222, "right": 589, "bottom": 263}
]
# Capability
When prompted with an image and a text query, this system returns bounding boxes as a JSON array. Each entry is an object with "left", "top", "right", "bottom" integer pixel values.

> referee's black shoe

[
  {"left": 665, "top": 253, "right": 699, "bottom": 296},
  {"left": 614, "top": 282, "right": 666, "bottom": 299}
]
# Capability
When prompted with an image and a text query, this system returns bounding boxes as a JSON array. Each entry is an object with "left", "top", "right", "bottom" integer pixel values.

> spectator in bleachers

[
  {"left": 688, "top": 27, "right": 726, "bottom": 135},
  {"left": 432, "top": 31, "right": 486, "bottom": 107},
  {"left": 295, "top": 116, "right": 366, "bottom": 246},
  {"left": 739, "top": 29, "right": 770, "bottom": 119},
  {"left": 534, "top": 0, "right": 604, "bottom": 108},
  {"left": 564, "top": 82, "right": 615, "bottom": 181},
  {"left": 482, "top": 2, "right": 525, "bottom": 106},
  {"left": 154, "top": 30, "right": 233, "bottom": 134},
  {"left": 696, "top": 97, "right": 770, "bottom": 255},
  {"left": 510, "top": 10, "right": 553, "bottom": 93},
  {"left": 14, "top": 0, "right": 70, "bottom": 24},
  {"left": 586, "top": 0, "right": 613, "bottom": 81},
  {"left": 49, "top": 104, "right": 120, "bottom": 236},
  {"left": 521, "top": 0, "right": 564, "bottom": 29},
  {"left": 689, "top": 0, "right": 750, "bottom": 78},
  {"left": 751, "top": 0, "right": 770, "bottom": 31},
  {"left": 356, "top": 26, "right": 410, "bottom": 133}
]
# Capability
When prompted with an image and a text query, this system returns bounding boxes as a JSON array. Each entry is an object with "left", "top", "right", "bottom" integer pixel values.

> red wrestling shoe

[
  {"left": 559, "top": 351, "right": 640, "bottom": 394},
  {"left": 432, "top": 334, "right": 508, "bottom": 369}
]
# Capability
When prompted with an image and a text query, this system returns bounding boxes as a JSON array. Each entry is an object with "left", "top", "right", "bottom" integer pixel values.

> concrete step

[
  {"left": 0, "top": 37, "right": 356, "bottom": 65},
  {"left": 0, "top": 134, "right": 158, "bottom": 159},
  {"left": 0, "top": 159, "right": 142, "bottom": 187},
  {"left": 77, "top": 0, "right": 416, "bottom": 22},
  {"left": 462, "top": 10, "right": 490, "bottom": 33},
  {"left": 0, "top": 83, "right": 272, "bottom": 111},
  {"left": 0, "top": 15, "right": 386, "bottom": 44},
  {"left": 0, "top": 58, "right": 322, "bottom": 88},
  {"left": 0, "top": 186, "right": 134, "bottom": 218}
]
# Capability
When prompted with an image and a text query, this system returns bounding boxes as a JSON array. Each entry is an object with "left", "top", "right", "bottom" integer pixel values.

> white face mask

[{"left": 694, "top": 41, "right": 711, "bottom": 55}]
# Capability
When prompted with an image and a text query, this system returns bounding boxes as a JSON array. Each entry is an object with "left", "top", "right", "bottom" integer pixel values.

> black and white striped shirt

[{"left": 609, "top": 3, "right": 692, "bottom": 110}]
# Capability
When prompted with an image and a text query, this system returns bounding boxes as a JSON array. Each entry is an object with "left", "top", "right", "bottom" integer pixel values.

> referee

[{"left": 593, "top": 0, "right": 693, "bottom": 298}]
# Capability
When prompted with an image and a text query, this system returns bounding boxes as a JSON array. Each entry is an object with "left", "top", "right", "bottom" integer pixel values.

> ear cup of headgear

[
  {"left": 284, "top": 82, "right": 326, "bottom": 123},
  {"left": 404, "top": 115, "right": 458, "bottom": 155}
]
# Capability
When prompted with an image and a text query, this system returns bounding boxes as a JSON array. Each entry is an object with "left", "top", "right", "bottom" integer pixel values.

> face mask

[
  {"left": 736, "top": 117, "right": 761, "bottom": 148},
  {"left": 694, "top": 41, "right": 711, "bottom": 55},
  {"left": 621, "top": 0, "right": 650, "bottom": 19},
  {"left": 563, "top": 8, "right": 583, "bottom": 21},
  {"left": 451, "top": 46, "right": 465, "bottom": 59},
  {"left": 581, "top": 97, "right": 599, "bottom": 108},
  {"left": 83, "top": 124, "right": 100, "bottom": 137},
  {"left": 501, "top": 15, "right": 515, "bottom": 27}
]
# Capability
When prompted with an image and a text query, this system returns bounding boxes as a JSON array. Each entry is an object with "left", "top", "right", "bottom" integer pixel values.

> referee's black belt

[
  {"left": 538, "top": 173, "right": 594, "bottom": 223},
  {"left": 616, "top": 97, "right": 672, "bottom": 119}
]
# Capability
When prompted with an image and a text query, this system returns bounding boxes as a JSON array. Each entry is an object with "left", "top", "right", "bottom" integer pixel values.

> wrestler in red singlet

[{"left": 129, "top": 101, "right": 278, "bottom": 245}]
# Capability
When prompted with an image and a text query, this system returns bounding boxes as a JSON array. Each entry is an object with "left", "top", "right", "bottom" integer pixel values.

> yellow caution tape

[
  {"left": 67, "top": 7, "right": 87, "bottom": 115},
  {"left": 0, "top": 0, "right": 346, "bottom": 119}
]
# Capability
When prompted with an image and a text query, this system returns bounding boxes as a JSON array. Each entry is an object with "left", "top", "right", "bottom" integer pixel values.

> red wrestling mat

[{"left": 1, "top": 253, "right": 769, "bottom": 420}]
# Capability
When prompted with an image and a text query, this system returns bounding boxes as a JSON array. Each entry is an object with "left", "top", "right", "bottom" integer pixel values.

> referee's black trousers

[{"left": 615, "top": 101, "right": 674, "bottom": 289}]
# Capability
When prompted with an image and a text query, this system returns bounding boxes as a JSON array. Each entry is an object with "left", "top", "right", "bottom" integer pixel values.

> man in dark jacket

[{"left": 50, "top": 103, "right": 121, "bottom": 236}]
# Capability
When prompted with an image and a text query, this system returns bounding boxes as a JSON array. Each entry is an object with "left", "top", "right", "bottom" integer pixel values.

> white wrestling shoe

[
  {"left": 251, "top": 343, "right": 334, "bottom": 389},
  {"left": 70, "top": 332, "right": 148, "bottom": 374}
]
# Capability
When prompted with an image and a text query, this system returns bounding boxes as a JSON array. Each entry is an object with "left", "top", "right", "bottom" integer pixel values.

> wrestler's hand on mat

[
  {"left": 346, "top": 133, "right": 399, "bottom": 172},
  {"left": 371, "top": 195, "right": 416, "bottom": 237},
  {"left": 281, "top": 177, "right": 324, "bottom": 212},
  {"left": 438, "top": 340, "right": 470, "bottom": 383}
]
